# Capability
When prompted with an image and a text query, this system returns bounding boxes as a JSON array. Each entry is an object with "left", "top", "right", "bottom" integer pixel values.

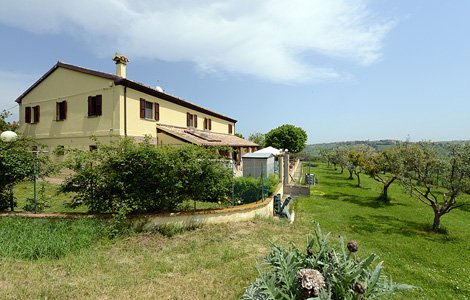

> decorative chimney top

[
  {"left": 112, "top": 53, "right": 129, "bottom": 65},
  {"left": 112, "top": 53, "right": 129, "bottom": 78}
]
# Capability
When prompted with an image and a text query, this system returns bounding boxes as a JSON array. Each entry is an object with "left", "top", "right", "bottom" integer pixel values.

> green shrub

[
  {"left": 234, "top": 174, "right": 278, "bottom": 204},
  {"left": 0, "top": 217, "right": 106, "bottom": 260},
  {"left": 60, "top": 138, "right": 232, "bottom": 214},
  {"left": 241, "top": 222, "right": 414, "bottom": 299}
]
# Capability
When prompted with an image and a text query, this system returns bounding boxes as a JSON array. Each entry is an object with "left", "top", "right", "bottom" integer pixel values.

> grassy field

[{"left": 0, "top": 163, "right": 469, "bottom": 299}]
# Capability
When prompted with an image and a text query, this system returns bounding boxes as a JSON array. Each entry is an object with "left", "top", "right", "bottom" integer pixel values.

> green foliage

[
  {"left": 0, "top": 110, "right": 18, "bottom": 132},
  {"left": 346, "top": 146, "right": 374, "bottom": 187},
  {"left": 234, "top": 174, "right": 279, "bottom": 204},
  {"left": 398, "top": 142, "right": 470, "bottom": 231},
  {"left": 265, "top": 124, "right": 307, "bottom": 154},
  {"left": 241, "top": 223, "right": 413, "bottom": 300},
  {"left": 362, "top": 147, "right": 401, "bottom": 201},
  {"left": 0, "top": 217, "right": 106, "bottom": 260},
  {"left": 60, "top": 138, "right": 232, "bottom": 214},
  {"left": 22, "top": 181, "right": 51, "bottom": 212},
  {"left": 0, "top": 134, "right": 50, "bottom": 211},
  {"left": 249, "top": 132, "right": 266, "bottom": 147}
]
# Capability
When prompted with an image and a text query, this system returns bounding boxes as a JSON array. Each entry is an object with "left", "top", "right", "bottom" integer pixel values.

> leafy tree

[
  {"left": 332, "top": 147, "right": 349, "bottom": 174},
  {"left": 248, "top": 132, "right": 265, "bottom": 147},
  {"left": 234, "top": 133, "right": 244, "bottom": 139},
  {"left": 60, "top": 138, "right": 232, "bottom": 214},
  {"left": 0, "top": 110, "right": 18, "bottom": 132},
  {"left": 399, "top": 142, "right": 470, "bottom": 232},
  {"left": 346, "top": 146, "right": 373, "bottom": 187},
  {"left": 363, "top": 147, "right": 401, "bottom": 201},
  {"left": 265, "top": 124, "right": 307, "bottom": 154}
]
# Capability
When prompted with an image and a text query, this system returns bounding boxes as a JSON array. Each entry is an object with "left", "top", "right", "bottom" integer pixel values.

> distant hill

[{"left": 303, "top": 139, "right": 470, "bottom": 156}]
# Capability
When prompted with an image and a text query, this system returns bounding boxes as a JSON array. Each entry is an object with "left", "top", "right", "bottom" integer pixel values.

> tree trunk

[
  {"left": 381, "top": 185, "right": 389, "bottom": 201},
  {"left": 356, "top": 174, "right": 361, "bottom": 187},
  {"left": 348, "top": 170, "right": 353, "bottom": 179},
  {"left": 340, "top": 166, "right": 344, "bottom": 174},
  {"left": 381, "top": 177, "right": 396, "bottom": 202},
  {"left": 432, "top": 212, "right": 441, "bottom": 231}
]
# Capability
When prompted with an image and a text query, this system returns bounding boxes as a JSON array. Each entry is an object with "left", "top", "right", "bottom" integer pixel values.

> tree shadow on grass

[
  {"left": 347, "top": 214, "right": 458, "bottom": 243},
  {"left": 323, "top": 191, "right": 407, "bottom": 209},
  {"left": 319, "top": 175, "right": 372, "bottom": 190}
]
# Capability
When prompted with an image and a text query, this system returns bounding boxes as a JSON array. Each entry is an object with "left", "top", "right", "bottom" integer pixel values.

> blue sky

[{"left": 0, "top": 0, "right": 469, "bottom": 144}]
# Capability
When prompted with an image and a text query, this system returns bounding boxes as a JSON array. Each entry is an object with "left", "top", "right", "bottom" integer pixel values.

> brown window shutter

[
  {"left": 154, "top": 103, "right": 159, "bottom": 121},
  {"left": 140, "top": 99, "right": 145, "bottom": 118},
  {"left": 56, "top": 102, "right": 60, "bottom": 120},
  {"left": 194, "top": 115, "right": 198, "bottom": 128},
  {"left": 228, "top": 124, "right": 233, "bottom": 134},
  {"left": 209, "top": 119, "right": 212, "bottom": 130},
  {"left": 186, "top": 112, "right": 190, "bottom": 127},
  {"left": 64, "top": 101, "right": 67, "bottom": 120},
  {"left": 34, "top": 106, "right": 40, "bottom": 123},
  {"left": 96, "top": 95, "right": 102, "bottom": 116},
  {"left": 25, "top": 107, "right": 31, "bottom": 123},
  {"left": 203, "top": 118, "right": 207, "bottom": 130},
  {"left": 88, "top": 96, "right": 93, "bottom": 116}
]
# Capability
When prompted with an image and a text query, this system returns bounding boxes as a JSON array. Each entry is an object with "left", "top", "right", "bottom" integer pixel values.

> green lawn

[
  {"left": 0, "top": 163, "right": 468, "bottom": 299},
  {"left": 295, "top": 163, "right": 470, "bottom": 299}
]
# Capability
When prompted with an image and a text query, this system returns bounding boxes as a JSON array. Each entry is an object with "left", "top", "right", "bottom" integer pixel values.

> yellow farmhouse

[{"left": 16, "top": 54, "right": 258, "bottom": 165}]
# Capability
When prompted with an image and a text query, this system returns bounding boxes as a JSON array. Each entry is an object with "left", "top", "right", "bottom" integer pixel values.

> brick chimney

[{"left": 112, "top": 53, "right": 129, "bottom": 78}]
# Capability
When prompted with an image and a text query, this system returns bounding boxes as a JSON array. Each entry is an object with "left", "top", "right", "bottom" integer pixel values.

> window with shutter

[
  {"left": 96, "top": 95, "right": 102, "bottom": 116},
  {"left": 25, "top": 107, "right": 31, "bottom": 124},
  {"left": 140, "top": 99, "right": 145, "bottom": 118},
  {"left": 228, "top": 124, "right": 233, "bottom": 134},
  {"left": 194, "top": 115, "right": 198, "bottom": 128},
  {"left": 56, "top": 101, "right": 67, "bottom": 121},
  {"left": 154, "top": 103, "right": 159, "bottom": 121},
  {"left": 140, "top": 99, "right": 154, "bottom": 119},
  {"left": 88, "top": 95, "right": 102, "bottom": 116},
  {"left": 33, "top": 106, "right": 40, "bottom": 123}
]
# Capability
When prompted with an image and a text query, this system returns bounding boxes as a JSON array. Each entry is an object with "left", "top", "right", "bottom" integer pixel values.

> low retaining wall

[
  {"left": 284, "top": 185, "right": 310, "bottom": 196},
  {"left": 133, "top": 183, "right": 283, "bottom": 230},
  {"left": 1, "top": 184, "right": 284, "bottom": 230}
]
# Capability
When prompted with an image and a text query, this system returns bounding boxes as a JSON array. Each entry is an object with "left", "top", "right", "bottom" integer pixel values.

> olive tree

[
  {"left": 346, "top": 146, "right": 374, "bottom": 187},
  {"left": 399, "top": 142, "right": 470, "bottom": 231},
  {"left": 363, "top": 147, "right": 401, "bottom": 201},
  {"left": 265, "top": 124, "right": 307, "bottom": 154}
]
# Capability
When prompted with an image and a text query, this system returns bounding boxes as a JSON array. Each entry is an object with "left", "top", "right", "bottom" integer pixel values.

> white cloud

[{"left": 0, "top": 0, "right": 394, "bottom": 83}]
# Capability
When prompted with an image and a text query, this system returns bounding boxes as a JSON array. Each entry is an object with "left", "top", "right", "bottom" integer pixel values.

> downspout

[{"left": 124, "top": 84, "right": 127, "bottom": 137}]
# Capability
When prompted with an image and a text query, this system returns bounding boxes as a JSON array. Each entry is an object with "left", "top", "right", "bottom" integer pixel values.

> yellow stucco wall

[
  {"left": 18, "top": 66, "right": 236, "bottom": 151},
  {"left": 19, "top": 68, "right": 120, "bottom": 151},
  {"left": 122, "top": 88, "right": 235, "bottom": 137}
]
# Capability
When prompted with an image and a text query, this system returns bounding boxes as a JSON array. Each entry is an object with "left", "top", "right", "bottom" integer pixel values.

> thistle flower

[
  {"left": 298, "top": 269, "right": 325, "bottom": 298},
  {"left": 353, "top": 282, "right": 366, "bottom": 294},
  {"left": 347, "top": 240, "right": 359, "bottom": 253},
  {"left": 306, "top": 247, "right": 313, "bottom": 257}
]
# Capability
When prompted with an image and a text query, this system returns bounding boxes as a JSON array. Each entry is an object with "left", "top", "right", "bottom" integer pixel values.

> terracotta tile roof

[
  {"left": 15, "top": 62, "right": 236, "bottom": 123},
  {"left": 157, "top": 125, "right": 258, "bottom": 147}
]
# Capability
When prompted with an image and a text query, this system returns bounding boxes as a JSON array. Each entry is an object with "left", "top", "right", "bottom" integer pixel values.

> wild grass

[
  {"left": 0, "top": 163, "right": 468, "bottom": 299},
  {"left": 0, "top": 217, "right": 106, "bottom": 260},
  {"left": 13, "top": 180, "right": 86, "bottom": 213}
]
